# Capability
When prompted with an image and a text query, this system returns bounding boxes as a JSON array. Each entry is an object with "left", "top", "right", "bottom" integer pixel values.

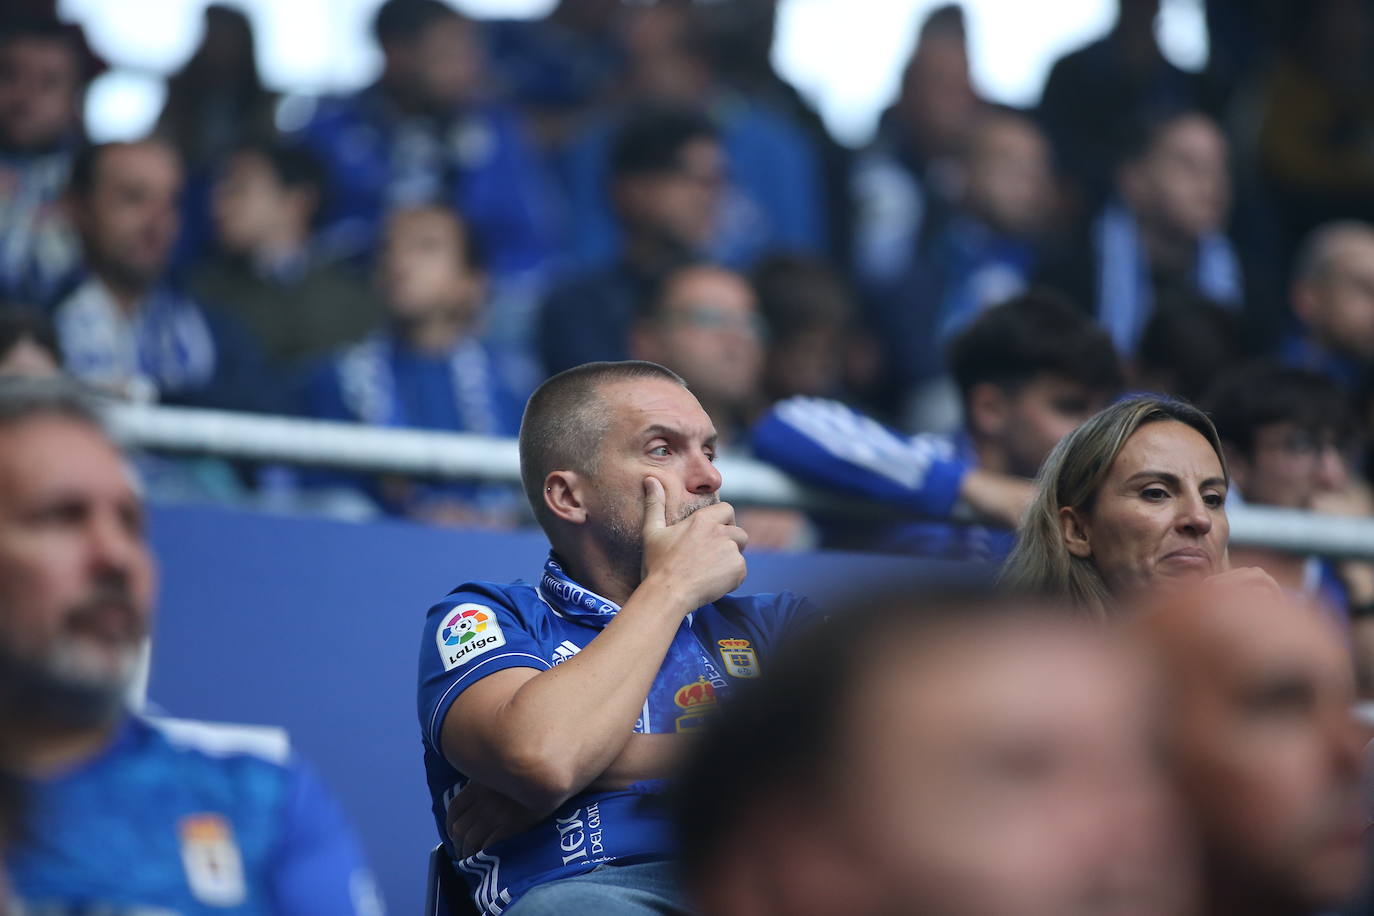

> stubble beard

[
  {"left": 0, "top": 591, "right": 146, "bottom": 732},
  {"left": 602, "top": 493, "right": 722, "bottom": 586}
]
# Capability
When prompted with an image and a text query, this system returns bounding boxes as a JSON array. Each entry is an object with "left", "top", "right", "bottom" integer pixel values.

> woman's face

[{"left": 1061, "top": 421, "right": 1229, "bottom": 595}]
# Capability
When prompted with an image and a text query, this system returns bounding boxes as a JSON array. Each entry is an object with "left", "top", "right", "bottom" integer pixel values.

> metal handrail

[{"left": 103, "top": 402, "right": 1374, "bottom": 559}]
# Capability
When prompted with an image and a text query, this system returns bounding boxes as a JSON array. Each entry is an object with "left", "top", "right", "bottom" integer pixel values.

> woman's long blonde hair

[{"left": 999, "top": 396, "right": 1228, "bottom": 616}]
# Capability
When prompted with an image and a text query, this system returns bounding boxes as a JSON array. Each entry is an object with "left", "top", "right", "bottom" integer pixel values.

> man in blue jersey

[
  {"left": 0, "top": 378, "right": 382, "bottom": 914},
  {"left": 417, "top": 360, "right": 812, "bottom": 915},
  {"left": 752, "top": 291, "right": 1123, "bottom": 560}
]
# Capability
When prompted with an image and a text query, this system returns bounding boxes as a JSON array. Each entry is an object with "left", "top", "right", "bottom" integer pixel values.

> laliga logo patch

[
  {"left": 179, "top": 813, "right": 246, "bottom": 906},
  {"left": 438, "top": 603, "right": 506, "bottom": 671},
  {"left": 719, "top": 638, "right": 759, "bottom": 678}
]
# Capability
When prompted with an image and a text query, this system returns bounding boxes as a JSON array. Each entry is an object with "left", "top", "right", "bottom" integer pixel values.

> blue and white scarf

[
  {"left": 335, "top": 332, "right": 500, "bottom": 433},
  {"left": 538, "top": 554, "right": 731, "bottom": 734},
  {"left": 54, "top": 279, "right": 217, "bottom": 401}
]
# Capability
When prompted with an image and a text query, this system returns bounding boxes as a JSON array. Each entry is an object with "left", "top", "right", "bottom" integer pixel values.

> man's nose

[
  {"left": 88, "top": 513, "right": 137, "bottom": 579},
  {"left": 686, "top": 450, "right": 722, "bottom": 495}
]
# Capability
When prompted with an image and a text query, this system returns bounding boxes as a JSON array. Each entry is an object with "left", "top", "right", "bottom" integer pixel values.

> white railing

[{"left": 103, "top": 402, "right": 1374, "bottom": 559}]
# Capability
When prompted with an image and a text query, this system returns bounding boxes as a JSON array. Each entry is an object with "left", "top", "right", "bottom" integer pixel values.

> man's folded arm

[{"left": 439, "top": 575, "right": 696, "bottom": 812}]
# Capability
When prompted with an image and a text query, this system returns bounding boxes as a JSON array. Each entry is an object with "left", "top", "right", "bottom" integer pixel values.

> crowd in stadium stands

[
  {"left": 1, "top": 0, "right": 1370, "bottom": 540},
  {"left": 5, "top": 0, "right": 1374, "bottom": 910}
]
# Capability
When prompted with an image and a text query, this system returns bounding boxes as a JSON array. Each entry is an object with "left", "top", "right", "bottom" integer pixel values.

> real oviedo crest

[{"left": 718, "top": 638, "right": 759, "bottom": 678}]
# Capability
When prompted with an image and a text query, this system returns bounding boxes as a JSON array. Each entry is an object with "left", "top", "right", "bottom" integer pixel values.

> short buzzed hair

[{"left": 518, "top": 361, "right": 686, "bottom": 528}]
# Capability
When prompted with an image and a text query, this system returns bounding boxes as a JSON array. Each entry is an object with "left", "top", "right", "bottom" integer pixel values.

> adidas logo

[{"left": 550, "top": 640, "right": 581, "bottom": 666}]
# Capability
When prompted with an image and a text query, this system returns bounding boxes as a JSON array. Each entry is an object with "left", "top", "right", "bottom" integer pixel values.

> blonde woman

[{"left": 1002, "top": 396, "right": 1232, "bottom": 614}]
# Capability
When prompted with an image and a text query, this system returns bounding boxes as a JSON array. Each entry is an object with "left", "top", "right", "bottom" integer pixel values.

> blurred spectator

[
  {"left": 1205, "top": 364, "right": 1355, "bottom": 608},
  {"left": 1256, "top": 0, "right": 1374, "bottom": 239},
  {"left": 0, "top": 306, "right": 60, "bottom": 377},
  {"left": 1138, "top": 578, "right": 1368, "bottom": 916},
  {"left": 1132, "top": 295, "right": 1245, "bottom": 402},
  {"left": 850, "top": 4, "right": 982, "bottom": 290},
  {"left": 557, "top": 1, "right": 826, "bottom": 271},
  {"left": 1038, "top": 0, "right": 1202, "bottom": 216},
  {"left": 692, "top": 0, "right": 853, "bottom": 264},
  {"left": 52, "top": 140, "right": 273, "bottom": 411},
  {"left": 628, "top": 261, "right": 811, "bottom": 550},
  {"left": 292, "top": 0, "right": 556, "bottom": 285},
  {"left": 155, "top": 5, "right": 278, "bottom": 270},
  {"left": 753, "top": 292, "right": 1121, "bottom": 559},
  {"left": 677, "top": 585, "right": 1194, "bottom": 916},
  {"left": 934, "top": 108, "right": 1057, "bottom": 325},
  {"left": 0, "top": 379, "right": 383, "bottom": 912},
  {"left": 483, "top": 0, "right": 624, "bottom": 152},
  {"left": 0, "top": 18, "right": 92, "bottom": 305},
  {"left": 537, "top": 104, "right": 718, "bottom": 375},
  {"left": 751, "top": 254, "right": 877, "bottom": 404},
  {"left": 303, "top": 204, "right": 525, "bottom": 526},
  {"left": 190, "top": 140, "right": 382, "bottom": 372},
  {"left": 1038, "top": 110, "right": 1243, "bottom": 354},
  {"left": 156, "top": 5, "right": 275, "bottom": 176},
  {"left": 0, "top": 302, "right": 245, "bottom": 515},
  {"left": 1283, "top": 220, "right": 1374, "bottom": 389},
  {"left": 629, "top": 263, "right": 765, "bottom": 447},
  {"left": 865, "top": 107, "right": 1057, "bottom": 404}
]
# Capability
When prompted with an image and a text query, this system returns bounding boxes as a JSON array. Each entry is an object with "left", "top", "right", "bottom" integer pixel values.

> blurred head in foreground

[
  {"left": 1001, "top": 395, "right": 1229, "bottom": 615},
  {"left": 676, "top": 585, "right": 1192, "bottom": 916},
  {"left": 0, "top": 379, "right": 152, "bottom": 742},
  {"left": 1135, "top": 577, "right": 1369, "bottom": 915}
]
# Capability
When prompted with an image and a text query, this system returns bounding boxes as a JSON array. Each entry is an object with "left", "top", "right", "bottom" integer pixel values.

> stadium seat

[{"left": 426, "top": 844, "right": 480, "bottom": 916}]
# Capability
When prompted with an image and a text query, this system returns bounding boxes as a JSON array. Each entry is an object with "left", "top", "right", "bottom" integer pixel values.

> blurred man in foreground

[
  {"left": 675, "top": 585, "right": 1193, "bottom": 916},
  {"left": 0, "top": 379, "right": 381, "bottom": 912},
  {"left": 1138, "top": 577, "right": 1370, "bottom": 915}
]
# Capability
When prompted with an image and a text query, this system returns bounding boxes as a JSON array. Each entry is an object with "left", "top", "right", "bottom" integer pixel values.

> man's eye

[
  {"left": 704, "top": 450, "right": 717, "bottom": 463},
  {"left": 649, "top": 446, "right": 670, "bottom": 457}
]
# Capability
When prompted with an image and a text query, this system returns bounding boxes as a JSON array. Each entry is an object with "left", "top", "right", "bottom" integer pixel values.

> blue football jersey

[
  {"left": 7, "top": 715, "right": 383, "bottom": 915},
  {"left": 751, "top": 396, "right": 1015, "bottom": 561},
  {"left": 417, "top": 554, "right": 812, "bottom": 915}
]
